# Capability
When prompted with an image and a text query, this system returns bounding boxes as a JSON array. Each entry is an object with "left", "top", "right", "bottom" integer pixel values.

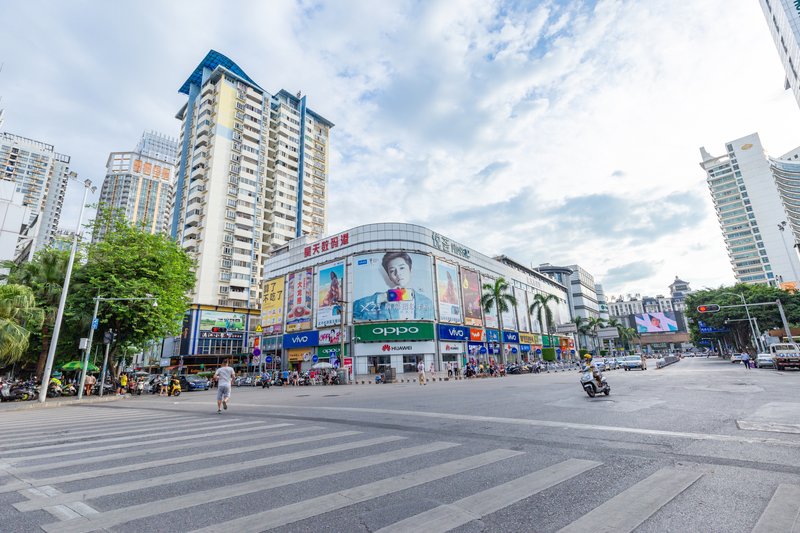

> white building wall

[{"left": 759, "top": 0, "right": 800, "bottom": 109}]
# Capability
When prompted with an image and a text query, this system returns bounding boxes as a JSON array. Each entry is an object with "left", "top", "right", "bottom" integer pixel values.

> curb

[{"left": 1, "top": 394, "right": 129, "bottom": 412}]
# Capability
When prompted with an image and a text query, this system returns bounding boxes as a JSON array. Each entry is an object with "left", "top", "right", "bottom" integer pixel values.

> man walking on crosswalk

[{"left": 214, "top": 361, "right": 235, "bottom": 413}]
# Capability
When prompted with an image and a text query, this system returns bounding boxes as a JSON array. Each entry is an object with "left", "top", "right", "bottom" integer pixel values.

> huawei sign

[
  {"left": 379, "top": 344, "right": 413, "bottom": 352},
  {"left": 381, "top": 344, "right": 391, "bottom": 352}
]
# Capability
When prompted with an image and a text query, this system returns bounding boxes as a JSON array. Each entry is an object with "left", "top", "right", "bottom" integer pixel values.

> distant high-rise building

[
  {"left": 173, "top": 50, "right": 333, "bottom": 313},
  {"left": 758, "top": 0, "right": 800, "bottom": 109},
  {"left": 700, "top": 132, "right": 800, "bottom": 287},
  {"left": 536, "top": 263, "right": 601, "bottom": 320},
  {"left": 95, "top": 131, "right": 178, "bottom": 241},
  {"left": 0, "top": 179, "right": 32, "bottom": 279},
  {"left": 0, "top": 132, "right": 72, "bottom": 259}
]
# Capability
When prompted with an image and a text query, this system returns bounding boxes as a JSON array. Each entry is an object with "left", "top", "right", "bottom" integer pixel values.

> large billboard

[
  {"left": 501, "top": 292, "right": 517, "bottom": 331},
  {"left": 316, "top": 260, "right": 345, "bottom": 328},
  {"left": 285, "top": 268, "right": 313, "bottom": 332},
  {"left": 483, "top": 278, "right": 498, "bottom": 329},
  {"left": 436, "top": 260, "right": 462, "bottom": 324},
  {"left": 515, "top": 289, "right": 530, "bottom": 332},
  {"left": 198, "top": 310, "right": 246, "bottom": 339},
  {"left": 635, "top": 312, "right": 679, "bottom": 333},
  {"left": 460, "top": 269, "right": 483, "bottom": 327},
  {"left": 352, "top": 252, "right": 435, "bottom": 322},
  {"left": 261, "top": 276, "right": 285, "bottom": 335}
]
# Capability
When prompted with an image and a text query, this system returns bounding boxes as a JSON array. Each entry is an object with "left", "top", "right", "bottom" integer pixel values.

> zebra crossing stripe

[
  {"left": 557, "top": 467, "right": 703, "bottom": 533},
  {"left": 42, "top": 441, "right": 463, "bottom": 533},
  {"left": 15, "top": 431, "right": 391, "bottom": 511},
  {"left": 0, "top": 412, "right": 173, "bottom": 437},
  {"left": 189, "top": 448, "right": 523, "bottom": 533},
  {"left": 375, "top": 458, "right": 602, "bottom": 533},
  {"left": 3, "top": 423, "right": 294, "bottom": 476},
  {"left": 4, "top": 419, "right": 265, "bottom": 463},
  {"left": 752, "top": 484, "right": 800, "bottom": 533}
]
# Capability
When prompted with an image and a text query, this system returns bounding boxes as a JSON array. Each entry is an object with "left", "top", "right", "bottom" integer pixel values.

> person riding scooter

[{"left": 582, "top": 354, "right": 604, "bottom": 388}]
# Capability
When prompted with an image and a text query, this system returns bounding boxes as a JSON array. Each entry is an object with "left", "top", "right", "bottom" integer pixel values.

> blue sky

[{"left": 1, "top": 0, "right": 799, "bottom": 297}]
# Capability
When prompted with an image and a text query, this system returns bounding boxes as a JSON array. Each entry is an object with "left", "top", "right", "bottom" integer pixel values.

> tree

[
  {"left": 606, "top": 318, "right": 623, "bottom": 353},
  {"left": 618, "top": 326, "right": 640, "bottom": 352},
  {"left": 571, "top": 316, "right": 592, "bottom": 352},
  {"left": 587, "top": 316, "right": 606, "bottom": 354},
  {"left": 66, "top": 208, "right": 195, "bottom": 374},
  {"left": 530, "top": 293, "right": 558, "bottom": 352},
  {"left": 481, "top": 277, "right": 516, "bottom": 364},
  {"left": 0, "top": 284, "right": 44, "bottom": 367},
  {"left": 1, "top": 249, "right": 72, "bottom": 376}
]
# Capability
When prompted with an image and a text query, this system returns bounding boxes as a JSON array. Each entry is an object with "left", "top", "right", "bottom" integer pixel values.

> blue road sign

[
  {"left": 265, "top": 355, "right": 273, "bottom": 363},
  {"left": 312, "top": 355, "right": 319, "bottom": 363},
  {"left": 91, "top": 318, "right": 99, "bottom": 330},
  {"left": 535, "top": 348, "right": 542, "bottom": 355}
]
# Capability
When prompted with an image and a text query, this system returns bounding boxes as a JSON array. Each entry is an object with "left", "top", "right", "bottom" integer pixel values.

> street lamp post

[
  {"left": 77, "top": 295, "right": 158, "bottom": 400},
  {"left": 39, "top": 179, "right": 94, "bottom": 404}
]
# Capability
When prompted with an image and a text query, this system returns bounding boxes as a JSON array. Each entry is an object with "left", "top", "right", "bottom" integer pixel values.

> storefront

[
  {"left": 353, "top": 322, "right": 436, "bottom": 375},
  {"left": 438, "top": 324, "right": 469, "bottom": 368}
]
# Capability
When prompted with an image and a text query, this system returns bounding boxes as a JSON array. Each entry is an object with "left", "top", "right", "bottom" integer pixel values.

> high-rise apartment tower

[
  {"left": 0, "top": 132, "right": 73, "bottom": 259},
  {"left": 759, "top": 0, "right": 800, "bottom": 109},
  {"left": 700, "top": 132, "right": 800, "bottom": 287},
  {"left": 95, "top": 131, "right": 178, "bottom": 241}
]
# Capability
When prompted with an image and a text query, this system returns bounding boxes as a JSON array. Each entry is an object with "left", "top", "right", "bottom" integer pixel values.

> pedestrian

[
  {"left": 214, "top": 361, "right": 235, "bottom": 414},
  {"left": 84, "top": 373, "right": 96, "bottom": 396},
  {"left": 447, "top": 362, "right": 453, "bottom": 378},
  {"left": 118, "top": 373, "right": 128, "bottom": 395},
  {"left": 417, "top": 360, "right": 426, "bottom": 385},
  {"left": 741, "top": 353, "right": 750, "bottom": 370},
  {"left": 159, "top": 374, "right": 169, "bottom": 396},
  {"left": 429, "top": 362, "right": 436, "bottom": 381}
]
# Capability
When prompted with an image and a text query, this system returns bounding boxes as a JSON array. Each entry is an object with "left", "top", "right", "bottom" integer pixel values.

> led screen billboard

[
  {"left": 635, "top": 312, "right": 679, "bottom": 333},
  {"left": 352, "top": 252, "right": 435, "bottom": 322},
  {"left": 436, "top": 260, "right": 462, "bottom": 324}
]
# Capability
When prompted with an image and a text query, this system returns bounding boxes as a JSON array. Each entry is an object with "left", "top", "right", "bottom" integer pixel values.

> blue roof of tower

[{"left": 179, "top": 50, "right": 262, "bottom": 95}]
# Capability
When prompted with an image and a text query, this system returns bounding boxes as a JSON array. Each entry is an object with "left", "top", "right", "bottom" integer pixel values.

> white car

[
  {"left": 730, "top": 354, "right": 745, "bottom": 363},
  {"left": 755, "top": 353, "right": 774, "bottom": 368}
]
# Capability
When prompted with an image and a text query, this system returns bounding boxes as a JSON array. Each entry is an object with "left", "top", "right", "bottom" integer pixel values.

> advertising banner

[
  {"left": 352, "top": 252, "right": 435, "bottom": 322},
  {"left": 282, "top": 330, "right": 319, "bottom": 349},
  {"left": 179, "top": 312, "right": 192, "bottom": 355},
  {"left": 439, "top": 342, "right": 465, "bottom": 354},
  {"left": 515, "top": 289, "right": 530, "bottom": 332},
  {"left": 460, "top": 269, "right": 483, "bottom": 327},
  {"left": 285, "top": 269, "right": 313, "bottom": 332},
  {"left": 287, "top": 348, "right": 313, "bottom": 363},
  {"left": 198, "top": 310, "right": 246, "bottom": 339},
  {"left": 502, "top": 331, "right": 519, "bottom": 343},
  {"left": 483, "top": 279, "right": 498, "bottom": 329},
  {"left": 317, "top": 345, "right": 348, "bottom": 359},
  {"left": 437, "top": 324, "right": 470, "bottom": 341},
  {"left": 354, "top": 321, "right": 435, "bottom": 342},
  {"left": 318, "top": 327, "right": 347, "bottom": 345},
  {"left": 354, "top": 341, "right": 436, "bottom": 356},
  {"left": 316, "top": 260, "right": 345, "bottom": 328},
  {"left": 519, "top": 332, "right": 539, "bottom": 345},
  {"left": 436, "top": 260, "right": 462, "bottom": 324},
  {"left": 262, "top": 276, "right": 285, "bottom": 335},
  {"left": 634, "top": 312, "right": 679, "bottom": 333},
  {"left": 469, "top": 328, "right": 485, "bottom": 342},
  {"left": 501, "top": 298, "right": 517, "bottom": 331},
  {"left": 486, "top": 329, "right": 500, "bottom": 342}
]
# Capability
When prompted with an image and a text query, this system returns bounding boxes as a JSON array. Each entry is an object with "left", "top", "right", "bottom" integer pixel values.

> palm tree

[
  {"left": 606, "top": 318, "right": 622, "bottom": 354},
  {"left": 618, "top": 326, "right": 639, "bottom": 353},
  {"left": 0, "top": 284, "right": 44, "bottom": 366},
  {"left": 586, "top": 316, "right": 605, "bottom": 354},
  {"left": 530, "top": 293, "right": 558, "bottom": 355},
  {"left": 1, "top": 249, "right": 71, "bottom": 376},
  {"left": 571, "top": 316, "right": 591, "bottom": 353},
  {"left": 481, "top": 277, "right": 517, "bottom": 364}
]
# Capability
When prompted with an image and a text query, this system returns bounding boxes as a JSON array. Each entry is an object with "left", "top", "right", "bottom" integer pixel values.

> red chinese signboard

[{"left": 304, "top": 232, "right": 350, "bottom": 258}]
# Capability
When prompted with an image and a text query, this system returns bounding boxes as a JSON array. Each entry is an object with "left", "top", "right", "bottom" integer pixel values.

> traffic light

[{"left": 697, "top": 304, "right": 721, "bottom": 313}]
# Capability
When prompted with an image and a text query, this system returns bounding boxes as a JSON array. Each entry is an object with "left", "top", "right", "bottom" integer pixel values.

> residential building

[
  {"left": 95, "top": 131, "right": 178, "bottom": 241},
  {"left": 536, "top": 263, "right": 601, "bottom": 321},
  {"left": 172, "top": 50, "right": 332, "bottom": 359},
  {"left": 0, "top": 132, "right": 72, "bottom": 259},
  {"left": 758, "top": 0, "right": 800, "bottom": 109},
  {"left": 700, "top": 133, "right": 800, "bottom": 288}
]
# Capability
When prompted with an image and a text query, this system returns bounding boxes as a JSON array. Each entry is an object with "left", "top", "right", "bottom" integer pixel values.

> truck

[{"left": 768, "top": 343, "right": 800, "bottom": 371}]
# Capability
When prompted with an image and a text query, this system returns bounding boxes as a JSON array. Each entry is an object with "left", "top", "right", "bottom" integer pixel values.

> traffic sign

[
  {"left": 312, "top": 355, "right": 319, "bottom": 363},
  {"left": 265, "top": 356, "right": 273, "bottom": 363},
  {"left": 255, "top": 325, "right": 263, "bottom": 333},
  {"left": 91, "top": 318, "right": 99, "bottom": 330},
  {"left": 697, "top": 304, "right": 720, "bottom": 313},
  {"left": 535, "top": 348, "right": 542, "bottom": 355},
  {"left": 253, "top": 348, "right": 261, "bottom": 356}
]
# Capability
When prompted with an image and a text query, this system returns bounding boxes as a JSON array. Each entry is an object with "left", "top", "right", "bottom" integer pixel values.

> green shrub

[{"left": 542, "top": 347, "right": 556, "bottom": 361}]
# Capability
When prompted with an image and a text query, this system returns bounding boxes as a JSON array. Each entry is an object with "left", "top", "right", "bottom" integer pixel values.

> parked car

[
  {"left": 179, "top": 375, "right": 210, "bottom": 391},
  {"left": 730, "top": 354, "right": 745, "bottom": 364},
  {"left": 755, "top": 353, "right": 775, "bottom": 369},
  {"left": 622, "top": 355, "right": 647, "bottom": 370}
]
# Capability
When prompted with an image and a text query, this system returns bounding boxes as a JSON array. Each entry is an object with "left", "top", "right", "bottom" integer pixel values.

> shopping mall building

[{"left": 261, "top": 223, "right": 577, "bottom": 378}]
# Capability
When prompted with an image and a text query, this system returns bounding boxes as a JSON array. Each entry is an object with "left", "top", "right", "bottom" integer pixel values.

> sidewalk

[{"left": 0, "top": 394, "right": 129, "bottom": 412}]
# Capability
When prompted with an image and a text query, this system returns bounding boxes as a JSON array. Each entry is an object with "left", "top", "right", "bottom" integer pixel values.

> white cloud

[{"left": 1, "top": 0, "right": 797, "bottom": 298}]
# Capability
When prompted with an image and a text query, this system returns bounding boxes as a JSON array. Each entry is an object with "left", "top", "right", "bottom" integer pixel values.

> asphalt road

[{"left": 1, "top": 357, "right": 799, "bottom": 532}]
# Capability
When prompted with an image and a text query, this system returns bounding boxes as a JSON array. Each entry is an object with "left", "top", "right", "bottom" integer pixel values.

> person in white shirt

[
  {"left": 214, "top": 362, "right": 236, "bottom": 413},
  {"left": 417, "top": 360, "right": 426, "bottom": 385}
]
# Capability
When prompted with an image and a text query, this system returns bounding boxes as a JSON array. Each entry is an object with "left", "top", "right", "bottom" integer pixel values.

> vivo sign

[
  {"left": 282, "top": 330, "right": 319, "bottom": 348},
  {"left": 502, "top": 331, "right": 519, "bottom": 343},
  {"left": 437, "top": 324, "right": 469, "bottom": 341}
]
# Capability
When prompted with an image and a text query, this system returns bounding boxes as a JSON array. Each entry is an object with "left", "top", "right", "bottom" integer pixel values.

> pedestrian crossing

[{"left": 1, "top": 405, "right": 798, "bottom": 532}]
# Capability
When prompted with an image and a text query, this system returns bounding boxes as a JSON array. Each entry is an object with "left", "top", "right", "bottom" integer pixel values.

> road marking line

[
  {"left": 3, "top": 419, "right": 266, "bottom": 463},
  {"left": 47, "top": 504, "right": 81, "bottom": 521},
  {"left": 752, "top": 484, "right": 800, "bottom": 533},
  {"left": 0, "top": 412, "right": 173, "bottom": 437},
  {"left": 189, "top": 449, "right": 523, "bottom": 533},
  {"left": 15, "top": 430, "right": 389, "bottom": 511},
  {"left": 0, "top": 415, "right": 194, "bottom": 449},
  {"left": 2, "top": 423, "right": 294, "bottom": 477},
  {"left": 43, "top": 441, "right": 463, "bottom": 533},
  {"left": 375, "top": 458, "right": 602, "bottom": 533},
  {"left": 557, "top": 467, "right": 703, "bottom": 533},
  {"left": 66, "top": 502, "right": 99, "bottom": 517},
  {"left": 218, "top": 403, "right": 800, "bottom": 448}
]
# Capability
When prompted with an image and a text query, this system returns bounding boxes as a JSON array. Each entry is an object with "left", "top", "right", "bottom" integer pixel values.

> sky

[{"left": 2, "top": 0, "right": 799, "bottom": 299}]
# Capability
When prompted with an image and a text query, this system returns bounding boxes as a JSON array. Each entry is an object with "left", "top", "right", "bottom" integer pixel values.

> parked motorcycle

[{"left": 580, "top": 370, "right": 610, "bottom": 398}]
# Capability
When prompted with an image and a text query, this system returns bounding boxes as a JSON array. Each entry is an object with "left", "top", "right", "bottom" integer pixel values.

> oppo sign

[{"left": 355, "top": 322, "right": 435, "bottom": 342}]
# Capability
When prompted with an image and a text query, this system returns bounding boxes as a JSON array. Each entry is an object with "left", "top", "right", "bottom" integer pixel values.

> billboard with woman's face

[
  {"left": 515, "top": 289, "right": 530, "bottom": 332},
  {"left": 460, "top": 269, "right": 483, "bottom": 327},
  {"left": 483, "top": 278, "right": 498, "bottom": 329},
  {"left": 436, "top": 261, "right": 462, "bottom": 324},
  {"left": 316, "top": 260, "right": 345, "bottom": 328},
  {"left": 285, "top": 268, "right": 313, "bottom": 332},
  {"left": 352, "top": 252, "right": 435, "bottom": 322}
]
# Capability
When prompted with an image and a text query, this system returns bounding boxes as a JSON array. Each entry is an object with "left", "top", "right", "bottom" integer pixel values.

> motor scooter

[{"left": 580, "top": 370, "right": 610, "bottom": 398}]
